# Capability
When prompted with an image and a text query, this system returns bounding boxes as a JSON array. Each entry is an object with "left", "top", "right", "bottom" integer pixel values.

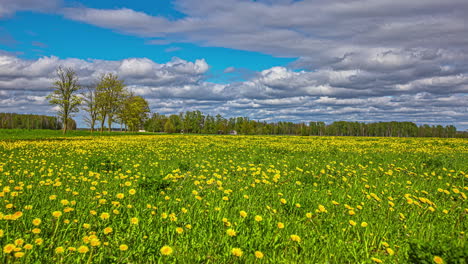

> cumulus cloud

[{"left": 1, "top": 0, "right": 467, "bottom": 129}]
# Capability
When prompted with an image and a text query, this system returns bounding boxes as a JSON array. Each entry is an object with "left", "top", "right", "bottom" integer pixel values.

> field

[{"left": 0, "top": 134, "right": 467, "bottom": 263}]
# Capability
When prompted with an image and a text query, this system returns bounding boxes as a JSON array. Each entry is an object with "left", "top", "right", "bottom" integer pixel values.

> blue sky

[{"left": 0, "top": 0, "right": 467, "bottom": 129}]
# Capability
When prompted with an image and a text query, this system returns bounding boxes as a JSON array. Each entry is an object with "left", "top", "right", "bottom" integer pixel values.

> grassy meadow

[{"left": 0, "top": 134, "right": 467, "bottom": 263}]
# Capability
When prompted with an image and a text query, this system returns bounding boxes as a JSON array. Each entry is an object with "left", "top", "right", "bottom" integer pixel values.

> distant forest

[
  {"left": 0, "top": 113, "right": 76, "bottom": 130},
  {"left": 1, "top": 111, "right": 466, "bottom": 138},
  {"left": 145, "top": 111, "right": 465, "bottom": 138}
]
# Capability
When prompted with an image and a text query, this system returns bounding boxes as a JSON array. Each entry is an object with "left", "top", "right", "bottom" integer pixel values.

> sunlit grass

[{"left": 0, "top": 135, "right": 466, "bottom": 263}]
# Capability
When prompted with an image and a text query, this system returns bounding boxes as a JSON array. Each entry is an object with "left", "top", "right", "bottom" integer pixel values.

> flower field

[{"left": 0, "top": 135, "right": 467, "bottom": 263}]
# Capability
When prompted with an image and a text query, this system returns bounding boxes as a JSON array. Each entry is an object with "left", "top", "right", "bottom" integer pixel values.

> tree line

[
  {"left": 0, "top": 113, "right": 75, "bottom": 130},
  {"left": 47, "top": 67, "right": 150, "bottom": 133},
  {"left": 145, "top": 111, "right": 465, "bottom": 138}
]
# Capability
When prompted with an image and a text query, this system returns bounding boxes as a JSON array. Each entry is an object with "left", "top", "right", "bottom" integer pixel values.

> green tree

[
  {"left": 120, "top": 95, "right": 150, "bottom": 132},
  {"left": 164, "top": 119, "right": 175, "bottom": 133},
  {"left": 47, "top": 67, "right": 81, "bottom": 134},
  {"left": 96, "top": 73, "right": 126, "bottom": 132}
]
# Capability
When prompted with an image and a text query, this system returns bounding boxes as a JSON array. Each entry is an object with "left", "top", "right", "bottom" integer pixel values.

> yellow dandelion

[
  {"left": 361, "top": 222, "right": 368, "bottom": 227},
  {"left": 277, "top": 222, "right": 285, "bottom": 229},
  {"left": 103, "top": 227, "right": 113, "bottom": 235},
  {"left": 231, "top": 248, "right": 243, "bottom": 257},
  {"left": 32, "top": 218, "right": 41, "bottom": 226},
  {"left": 371, "top": 257, "right": 383, "bottom": 263},
  {"left": 32, "top": 228, "right": 41, "bottom": 234},
  {"left": 24, "top": 244, "right": 33, "bottom": 250},
  {"left": 14, "top": 252, "right": 25, "bottom": 258},
  {"left": 290, "top": 234, "right": 301, "bottom": 242},
  {"left": 78, "top": 245, "right": 89, "bottom": 254},
  {"left": 349, "top": 220, "right": 357, "bottom": 226},
  {"left": 433, "top": 256, "right": 444, "bottom": 264},
  {"left": 3, "top": 244, "right": 16, "bottom": 254},
  {"left": 160, "top": 245, "right": 173, "bottom": 256},
  {"left": 254, "top": 215, "right": 263, "bottom": 222},
  {"left": 130, "top": 217, "right": 139, "bottom": 225},
  {"left": 116, "top": 193, "right": 124, "bottom": 199},
  {"left": 119, "top": 244, "right": 128, "bottom": 251},
  {"left": 239, "top": 210, "right": 247, "bottom": 218},
  {"left": 55, "top": 247, "right": 65, "bottom": 254},
  {"left": 129, "top": 189, "right": 136, "bottom": 195},
  {"left": 176, "top": 227, "right": 184, "bottom": 234},
  {"left": 226, "top": 228, "right": 237, "bottom": 237},
  {"left": 52, "top": 211, "right": 62, "bottom": 218},
  {"left": 100, "top": 212, "right": 110, "bottom": 220},
  {"left": 255, "top": 251, "right": 264, "bottom": 259},
  {"left": 386, "top": 248, "right": 395, "bottom": 256}
]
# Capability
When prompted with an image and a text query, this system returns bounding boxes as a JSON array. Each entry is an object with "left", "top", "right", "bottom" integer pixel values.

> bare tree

[
  {"left": 47, "top": 67, "right": 81, "bottom": 134},
  {"left": 81, "top": 83, "right": 98, "bottom": 133}
]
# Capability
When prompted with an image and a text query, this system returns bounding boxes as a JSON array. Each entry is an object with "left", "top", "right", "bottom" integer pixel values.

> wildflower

[
  {"left": 55, "top": 247, "right": 65, "bottom": 254},
  {"left": 131, "top": 217, "right": 139, "bottom": 225},
  {"left": 349, "top": 220, "right": 357, "bottom": 226},
  {"left": 231, "top": 248, "right": 243, "bottom": 257},
  {"left": 14, "top": 252, "right": 25, "bottom": 258},
  {"left": 255, "top": 251, "right": 264, "bottom": 259},
  {"left": 32, "top": 218, "right": 42, "bottom": 226},
  {"left": 226, "top": 229, "right": 237, "bottom": 237},
  {"left": 4, "top": 244, "right": 15, "bottom": 253},
  {"left": 52, "top": 211, "right": 62, "bottom": 218},
  {"left": 78, "top": 245, "right": 89, "bottom": 253},
  {"left": 100, "top": 212, "right": 110, "bottom": 220},
  {"left": 176, "top": 227, "right": 184, "bottom": 234},
  {"left": 280, "top": 198, "right": 287, "bottom": 204},
  {"left": 239, "top": 210, "right": 247, "bottom": 218},
  {"left": 24, "top": 244, "right": 33, "bottom": 250},
  {"left": 255, "top": 215, "right": 263, "bottom": 222},
  {"left": 32, "top": 228, "right": 41, "bottom": 234},
  {"left": 306, "top": 212, "right": 313, "bottom": 218},
  {"left": 116, "top": 193, "right": 124, "bottom": 199},
  {"left": 129, "top": 189, "right": 136, "bottom": 195},
  {"left": 103, "top": 227, "right": 113, "bottom": 235},
  {"left": 119, "top": 244, "right": 128, "bottom": 251},
  {"left": 290, "top": 234, "right": 301, "bottom": 242},
  {"left": 361, "top": 222, "right": 368, "bottom": 227},
  {"left": 371, "top": 257, "right": 383, "bottom": 263},
  {"left": 160, "top": 245, "right": 173, "bottom": 256},
  {"left": 35, "top": 238, "right": 43, "bottom": 245},
  {"left": 277, "top": 222, "right": 285, "bottom": 229},
  {"left": 433, "top": 256, "right": 444, "bottom": 264},
  {"left": 386, "top": 248, "right": 395, "bottom": 256}
]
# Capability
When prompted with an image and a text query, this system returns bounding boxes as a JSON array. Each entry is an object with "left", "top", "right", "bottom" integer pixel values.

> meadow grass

[{"left": 0, "top": 134, "right": 466, "bottom": 263}]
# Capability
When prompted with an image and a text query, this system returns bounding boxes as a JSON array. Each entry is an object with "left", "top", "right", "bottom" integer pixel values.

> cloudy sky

[{"left": 0, "top": 0, "right": 467, "bottom": 130}]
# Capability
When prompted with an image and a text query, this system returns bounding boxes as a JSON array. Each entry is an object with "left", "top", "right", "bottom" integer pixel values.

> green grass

[
  {"left": 0, "top": 134, "right": 466, "bottom": 263},
  {"left": 0, "top": 129, "right": 155, "bottom": 140}
]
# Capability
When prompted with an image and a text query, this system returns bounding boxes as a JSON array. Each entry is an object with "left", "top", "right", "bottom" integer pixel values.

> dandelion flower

[
  {"left": 78, "top": 245, "right": 89, "bottom": 254},
  {"left": 119, "top": 244, "right": 128, "bottom": 251},
  {"left": 433, "top": 256, "right": 444, "bottom": 264},
  {"left": 32, "top": 218, "right": 41, "bottom": 226},
  {"left": 226, "top": 229, "right": 237, "bottom": 237},
  {"left": 55, "top": 247, "right": 65, "bottom": 254},
  {"left": 255, "top": 251, "right": 264, "bottom": 259},
  {"left": 255, "top": 215, "right": 263, "bottom": 222},
  {"left": 52, "top": 211, "right": 62, "bottom": 218},
  {"left": 231, "top": 248, "right": 243, "bottom": 257},
  {"left": 277, "top": 222, "right": 285, "bottom": 229},
  {"left": 160, "top": 245, "right": 173, "bottom": 256},
  {"left": 239, "top": 210, "right": 247, "bottom": 218},
  {"left": 290, "top": 234, "right": 301, "bottom": 242}
]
